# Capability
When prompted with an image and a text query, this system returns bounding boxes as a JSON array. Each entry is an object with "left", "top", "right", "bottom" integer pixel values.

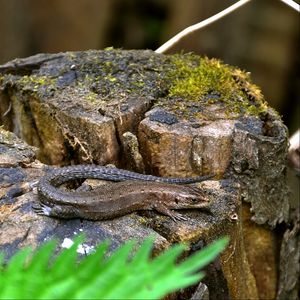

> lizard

[{"left": 33, "top": 164, "right": 213, "bottom": 221}]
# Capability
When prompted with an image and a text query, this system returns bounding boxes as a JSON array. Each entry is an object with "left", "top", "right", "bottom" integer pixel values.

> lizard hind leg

[{"left": 33, "top": 202, "right": 82, "bottom": 219}]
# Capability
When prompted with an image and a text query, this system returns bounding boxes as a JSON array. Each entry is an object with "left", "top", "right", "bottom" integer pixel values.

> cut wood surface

[{"left": 0, "top": 50, "right": 295, "bottom": 300}]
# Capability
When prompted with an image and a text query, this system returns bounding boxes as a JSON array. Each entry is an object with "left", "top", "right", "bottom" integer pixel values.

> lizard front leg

[{"left": 152, "top": 203, "right": 188, "bottom": 222}]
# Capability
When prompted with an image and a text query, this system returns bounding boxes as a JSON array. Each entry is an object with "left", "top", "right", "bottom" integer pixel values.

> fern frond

[{"left": 0, "top": 236, "right": 228, "bottom": 299}]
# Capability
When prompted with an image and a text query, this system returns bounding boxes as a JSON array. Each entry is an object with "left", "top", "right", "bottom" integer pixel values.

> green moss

[
  {"left": 104, "top": 74, "right": 117, "bottom": 83},
  {"left": 17, "top": 75, "right": 57, "bottom": 92},
  {"left": 131, "top": 79, "right": 145, "bottom": 88},
  {"left": 104, "top": 46, "right": 115, "bottom": 51},
  {"left": 169, "top": 56, "right": 234, "bottom": 100},
  {"left": 85, "top": 91, "right": 99, "bottom": 103},
  {"left": 164, "top": 54, "right": 268, "bottom": 118}
]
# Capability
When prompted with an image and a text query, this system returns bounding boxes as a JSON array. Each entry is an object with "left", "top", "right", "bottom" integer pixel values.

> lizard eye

[
  {"left": 174, "top": 198, "right": 179, "bottom": 204},
  {"left": 191, "top": 198, "right": 198, "bottom": 203}
]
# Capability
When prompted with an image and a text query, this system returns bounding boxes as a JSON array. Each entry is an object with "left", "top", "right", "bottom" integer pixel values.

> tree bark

[{"left": 0, "top": 50, "right": 293, "bottom": 300}]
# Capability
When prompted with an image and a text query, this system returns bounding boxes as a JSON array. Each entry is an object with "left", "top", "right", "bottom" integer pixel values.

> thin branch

[
  {"left": 280, "top": 0, "right": 300, "bottom": 12},
  {"left": 2, "top": 102, "right": 12, "bottom": 117},
  {"left": 155, "top": 0, "right": 252, "bottom": 54},
  {"left": 288, "top": 129, "right": 300, "bottom": 172},
  {"left": 155, "top": 0, "right": 300, "bottom": 54}
]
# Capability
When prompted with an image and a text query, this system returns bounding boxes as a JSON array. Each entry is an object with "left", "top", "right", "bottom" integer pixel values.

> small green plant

[{"left": 0, "top": 236, "right": 228, "bottom": 299}]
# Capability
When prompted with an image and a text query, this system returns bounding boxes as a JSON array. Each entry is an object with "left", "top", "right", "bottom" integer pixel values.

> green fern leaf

[{"left": 0, "top": 236, "right": 228, "bottom": 299}]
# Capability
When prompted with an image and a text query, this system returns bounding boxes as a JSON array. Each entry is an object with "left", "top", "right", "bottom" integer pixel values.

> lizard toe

[{"left": 32, "top": 202, "right": 52, "bottom": 216}]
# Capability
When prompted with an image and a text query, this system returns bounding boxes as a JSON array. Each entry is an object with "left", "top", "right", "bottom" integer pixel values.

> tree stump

[{"left": 0, "top": 50, "right": 295, "bottom": 300}]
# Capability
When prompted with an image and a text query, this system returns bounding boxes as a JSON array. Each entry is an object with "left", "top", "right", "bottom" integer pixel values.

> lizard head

[{"left": 168, "top": 185, "right": 210, "bottom": 209}]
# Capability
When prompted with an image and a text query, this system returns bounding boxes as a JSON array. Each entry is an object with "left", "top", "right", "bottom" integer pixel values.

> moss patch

[
  {"left": 161, "top": 54, "right": 268, "bottom": 119},
  {"left": 0, "top": 50, "right": 271, "bottom": 123},
  {"left": 16, "top": 75, "right": 57, "bottom": 95},
  {"left": 18, "top": 75, "right": 56, "bottom": 88}
]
